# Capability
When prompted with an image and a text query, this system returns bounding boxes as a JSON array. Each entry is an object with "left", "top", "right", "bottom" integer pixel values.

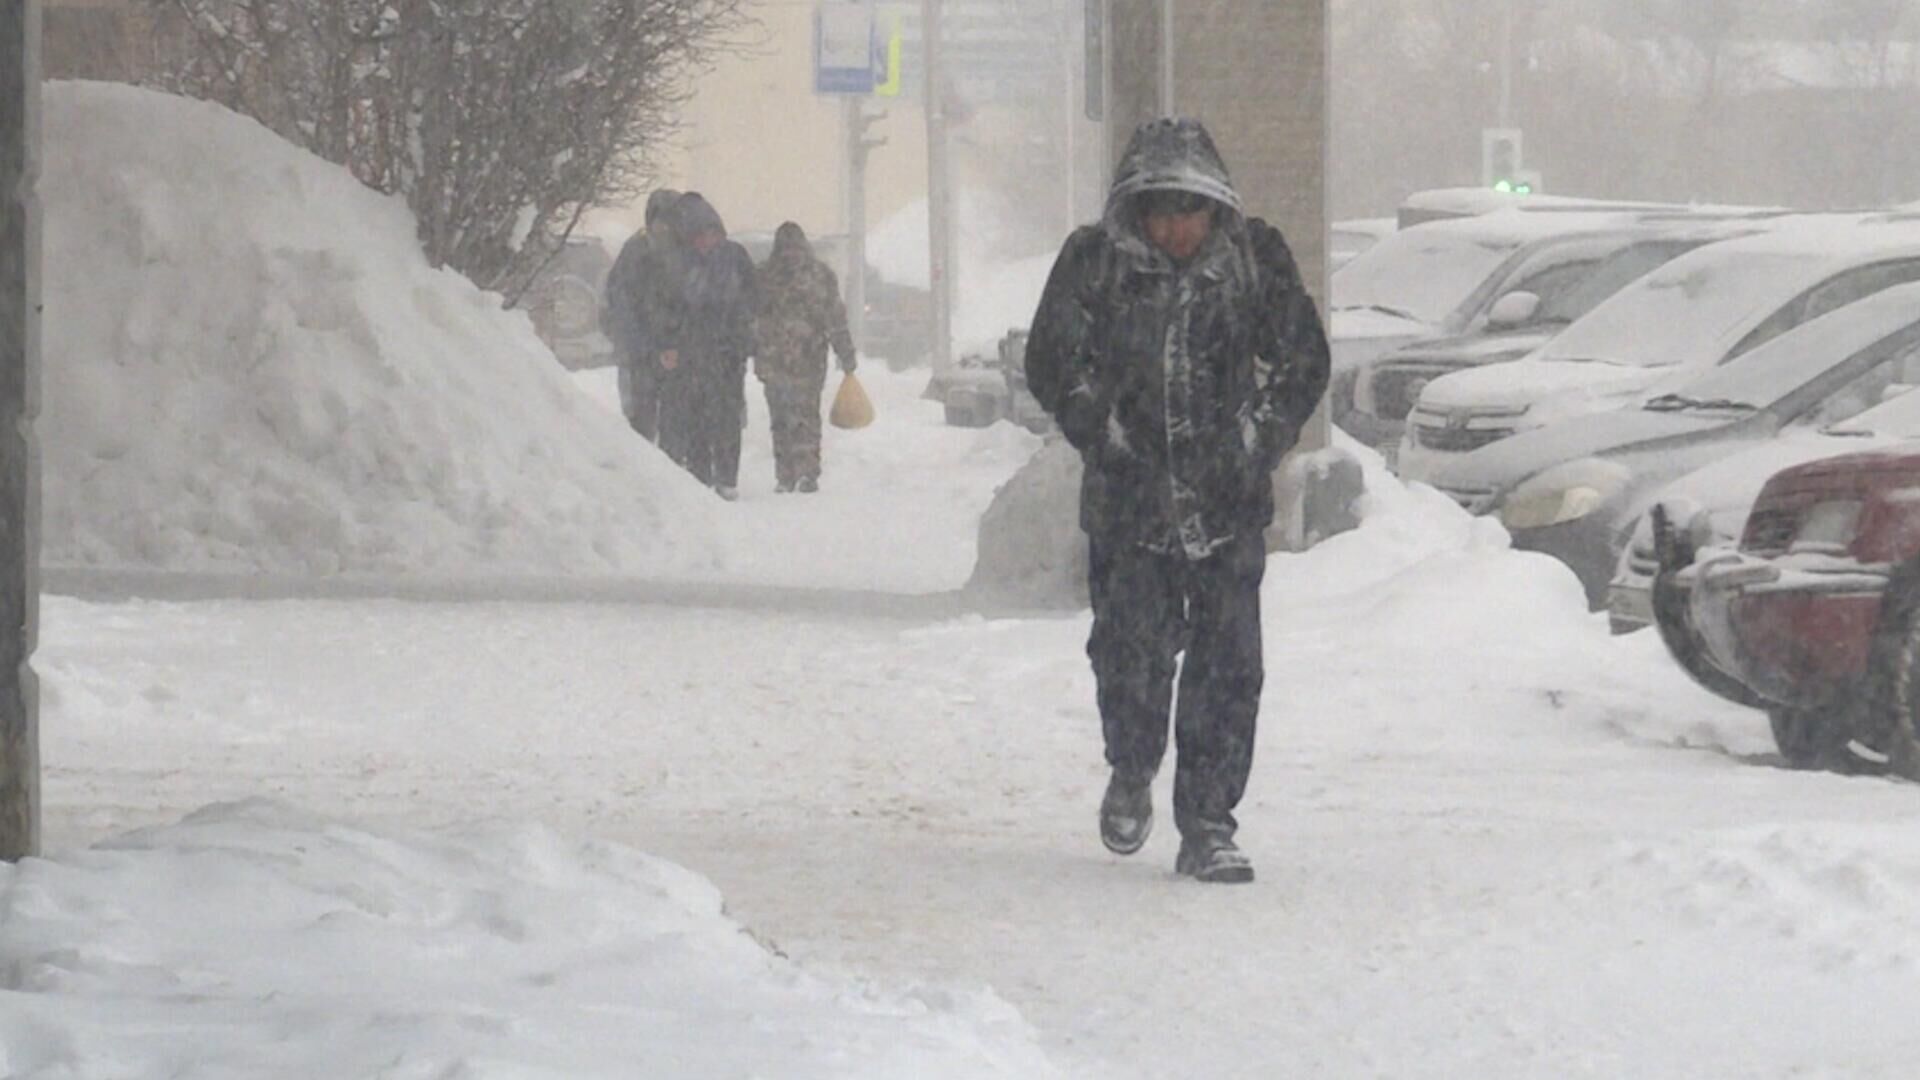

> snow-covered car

[
  {"left": 1390, "top": 187, "right": 1692, "bottom": 229},
  {"left": 1399, "top": 218, "right": 1920, "bottom": 483},
  {"left": 519, "top": 236, "right": 617, "bottom": 370},
  {"left": 1330, "top": 218, "right": 1396, "bottom": 271},
  {"left": 1328, "top": 209, "right": 1656, "bottom": 429},
  {"left": 1648, "top": 443, "right": 1920, "bottom": 773},
  {"left": 1346, "top": 223, "right": 1752, "bottom": 457},
  {"left": 931, "top": 330, "right": 1049, "bottom": 433},
  {"left": 1421, "top": 283, "right": 1920, "bottom": 607},
  {"left": 1607, "top": 387, "right": 1920, "bottom": 633}
]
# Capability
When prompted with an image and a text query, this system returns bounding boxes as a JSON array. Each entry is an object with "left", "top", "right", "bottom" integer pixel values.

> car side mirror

[{"left": 1486, "top": 291, "right": 1542, "bottom": 329}]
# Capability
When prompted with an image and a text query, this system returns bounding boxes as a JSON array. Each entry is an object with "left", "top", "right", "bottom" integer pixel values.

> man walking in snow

[
  {"left": 646, "top": 192, "right": 756, "bottom": 498},
  {"left": 603, "top": 188, "right": 681, "bottom": 443},
  {"left": 1025, "top": 118, "right": 1330, "bottom": 884},
  {"left": 754, "top": 222, "right": 856, "bottom": 493}
]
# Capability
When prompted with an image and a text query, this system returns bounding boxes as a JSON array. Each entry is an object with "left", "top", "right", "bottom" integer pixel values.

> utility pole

[
  {"left": 1497, "top": 0, "right": 1514, "bottom": 128},
  {"left": 844, "top": 98, "right": 884, "bottom": 354},
  {"left": 922, "top": 0, "right": 954, "bottom": 372},
  {"left": 1, "top": 0, "right": 42, "bottom": 862}
]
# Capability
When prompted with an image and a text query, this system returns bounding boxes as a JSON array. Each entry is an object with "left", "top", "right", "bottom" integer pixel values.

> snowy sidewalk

[{"left": 30, "top": 523, "right": 1920, "bottom": 1078}]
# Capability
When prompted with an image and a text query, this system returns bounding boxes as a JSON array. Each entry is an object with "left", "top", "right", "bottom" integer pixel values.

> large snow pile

[
  {"left": 42, "top": 82, "right": 723, "bottom": 577},
  {"left": 0, "top": 800, "right": 1060, "bottom": 1078}
]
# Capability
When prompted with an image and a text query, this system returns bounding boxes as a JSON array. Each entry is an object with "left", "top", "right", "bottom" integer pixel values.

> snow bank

[
  {"left": 42, "top": 82, "right": 723, "bottom": 577},
  {"left": 0, "top": 800, "right": 1060, "bottom": 1079}
]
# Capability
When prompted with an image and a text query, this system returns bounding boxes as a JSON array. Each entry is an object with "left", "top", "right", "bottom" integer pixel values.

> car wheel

[
  {"left": 1767, "top": 707, "right": 1842, "bottom": 769},
  {"left": 1865, "top": 576, "right": 1920, "bottom": 780}
]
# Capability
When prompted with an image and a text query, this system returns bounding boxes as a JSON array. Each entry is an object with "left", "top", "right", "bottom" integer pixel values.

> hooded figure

[
  {"left": 603, "top": 188, "right": 681, "bottom": 441},
  {"left": 645, "top": 191, "right": 757, "bottom": 497},
  {"left": 754, "top": 222, "right": 856, "bottom": 493},
  {"left": 1025, "top": 118, "right": 1330, "bottom": 884}
]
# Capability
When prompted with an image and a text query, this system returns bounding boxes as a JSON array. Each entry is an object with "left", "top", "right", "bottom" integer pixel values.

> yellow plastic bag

[{"left": 830, "top": 373, "right": 876, "bottom": 430}]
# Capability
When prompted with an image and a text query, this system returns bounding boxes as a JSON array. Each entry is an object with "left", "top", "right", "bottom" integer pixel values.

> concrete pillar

[
  {"left": 1107, "top": 0, "right": 1339, "bottom": 547},
  {"left": 1, "top": 0, "right": 42, "bottom": 861},
  {"left": 1106, "top": 0, "right": 1327, "bottom": 302}
]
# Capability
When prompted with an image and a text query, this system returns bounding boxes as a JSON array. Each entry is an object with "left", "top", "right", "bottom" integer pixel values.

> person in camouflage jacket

[{"left": 754, "top": 222, "right": 856, "bottom": 493}]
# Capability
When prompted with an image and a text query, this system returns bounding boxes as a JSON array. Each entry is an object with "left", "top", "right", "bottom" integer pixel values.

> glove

[
  {"left": 839, "top": 353, "right": 858, "bottom": 374},
  {"left": 1240, "top": 403, "right": 1296, "bottom": 472}
]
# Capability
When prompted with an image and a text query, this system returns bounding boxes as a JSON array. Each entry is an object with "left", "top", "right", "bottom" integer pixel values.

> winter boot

[
  {"left": 1175, "top": 833, "right": 1254, "bottom": 884},
  {"left": 1099, "top": 771, "right": 1153, "bottom": 856},
  {"left": 797, "top": 477, "right": 819, "bottom": 494},
  {"left": 715, "top": 484, "right": 740, "bottom": 502}
]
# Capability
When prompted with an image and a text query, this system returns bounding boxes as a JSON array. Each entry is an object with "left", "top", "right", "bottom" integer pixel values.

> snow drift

[
  {"left": 41, "top": 82, "right": 723, "bottom": 577},
  {"left": 0, "top": 800, "right": 1060, "bottom": 1078}
]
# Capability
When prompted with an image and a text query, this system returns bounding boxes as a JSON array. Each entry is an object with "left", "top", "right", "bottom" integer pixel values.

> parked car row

[{"left": 1335, "top": 198, "right": 1920, "bottom": 769}]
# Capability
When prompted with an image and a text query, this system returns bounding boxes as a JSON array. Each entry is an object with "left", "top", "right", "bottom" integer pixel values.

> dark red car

[{"left": 1652, "top": 444, "right": 1920, "bottom": 773}]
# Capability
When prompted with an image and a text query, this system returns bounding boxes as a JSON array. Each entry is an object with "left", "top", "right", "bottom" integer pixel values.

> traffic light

[{"left": 1482, "top": 128, "right": 1529, "bottom": 194}]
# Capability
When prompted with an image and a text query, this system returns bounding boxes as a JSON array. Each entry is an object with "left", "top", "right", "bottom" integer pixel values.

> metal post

[
  {"left": 1, "top": 0, "right": 42, "bottom": 862},
  {"left": 923, "top": 0, "right": 954, "bottom": 372},
  {"left": 1497, "top": 0, "right": 1514, "bottom": 129},
  {"left": 1100, "top": 0, "right": 1115, "bottom": 174},
  {"left": 1159, "top": 0, "right": 1175, "bottom": 116},
  {"left": 1063, "top": 2, "right": 1078, "bottom": 232},
  {"left": 843, "top": 96, "right": 868, "bottom": 354}
]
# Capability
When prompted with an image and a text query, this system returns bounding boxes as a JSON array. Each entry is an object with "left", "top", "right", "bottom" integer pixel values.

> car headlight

[{"left": 1497, "top": 459, "right": 1632, "bottom": 531}]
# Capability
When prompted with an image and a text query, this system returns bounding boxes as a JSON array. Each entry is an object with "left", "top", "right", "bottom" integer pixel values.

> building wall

[{"left": 657, "top": 2, "right": 930, "bottom": 242}]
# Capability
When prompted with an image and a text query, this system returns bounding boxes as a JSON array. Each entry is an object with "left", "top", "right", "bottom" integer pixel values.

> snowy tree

[{"left": 148, "top": 0, "right": 749, "bottom": 301}]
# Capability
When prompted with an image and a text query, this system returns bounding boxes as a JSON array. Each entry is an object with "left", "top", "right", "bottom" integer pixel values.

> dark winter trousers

[
  {"left": 1087, "top": 531, "right": 1267, "bottom": 841},
  {"left": 663, "top": 355, "right": 746, "bottom": 489},
  {"left": 764, "top": 373, "right": 826, "bottom": 488},
  {"left": 621, "top": 359, "right": 661, "bottom": 443}
]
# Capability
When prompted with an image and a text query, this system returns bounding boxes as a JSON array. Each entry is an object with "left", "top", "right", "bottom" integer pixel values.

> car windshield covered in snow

[
  {"left": 1642, "top": 282, "right": 1920, "bottom": 415},
  {"left": 1828, "top": 381, "right": 1920, "bottom": 437},
  {"left": 1331, "top": 225, "right": 1525, "bottom": 326},
  {"left": 1533, "top": 238, "right": 1713, "bottom": 327},
  {"left": 1534, "top": 250, "right": 1829, "bottom": 369}
]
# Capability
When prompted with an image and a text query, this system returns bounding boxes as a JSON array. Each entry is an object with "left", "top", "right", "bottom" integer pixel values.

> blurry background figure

[
  {"left": 754, "top": 222, "right": 856, "bottom": 493},
  {"left": 603, "top": 188, "right": 681, "bottom": 443},
  {"left": 648, "top": 191, "right": 757, "bottom": 499}
]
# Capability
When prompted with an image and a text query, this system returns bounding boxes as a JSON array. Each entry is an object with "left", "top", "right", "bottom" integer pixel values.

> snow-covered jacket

[{"left": 1025, "top": 118, "right": 1330, "bottom": 557}]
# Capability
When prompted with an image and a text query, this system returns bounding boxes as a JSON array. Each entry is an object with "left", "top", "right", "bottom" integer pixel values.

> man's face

[
  {"left": 1144, "top": 208, "right": 1214, "bottom": 263},
  {"left": 690, "top": 229, "right": 723, "bottom": 254}
]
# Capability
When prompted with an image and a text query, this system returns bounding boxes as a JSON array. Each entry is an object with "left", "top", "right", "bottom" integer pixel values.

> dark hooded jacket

[
  {"left": 1025, "top": 118, "right": 1331, "bottom": 556},
  {"left": 653, "top": 192, "right": 756, "bottom": 365},
  {"left": 603, "top": 188, "right": 681, "bottom": 360},
  {"left": 755, "top": 223, "right": 855, "bottom": 381}
]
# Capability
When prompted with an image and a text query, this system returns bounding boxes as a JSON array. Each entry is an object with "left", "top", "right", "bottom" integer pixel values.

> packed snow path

[{"left": 36, "top": 579, "right": 1920, "bottom": 1078}]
